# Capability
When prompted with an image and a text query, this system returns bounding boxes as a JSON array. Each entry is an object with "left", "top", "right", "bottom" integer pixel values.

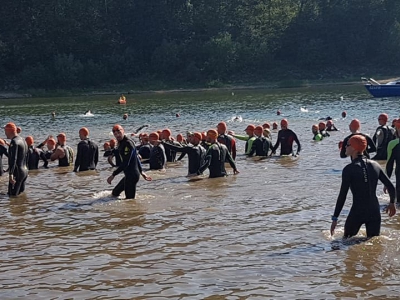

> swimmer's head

[
  {"left": 17, "top": 127, "right": 22, "bottom": 134},
  {"left": 263, "top": 128, "right": 271, "bottom": 138},
  {"left": 327, "top": 120, "right": 333, "bottom": 127},
  {"left": 25, "top": 136, "right": 34, "bottom": 146},
  {"left": 4, "top": 122, "right": 17, "bottom": 134},
  {"left": 207, "top": 129, "right": 218, "bottom": 142},
  {"left": 262, "top": 122, "right": 270, "bottom": 129},
  {"left": 103, "top": 142, "right": 110, "bottom": 150},
  {"left": 57, "top": 133, "right": 67, "bottom": 144},
  {"left": 280, "top": 119, "right": 288, "bottom": 129},
  {"left": 161, "top": 128, "right": 172, "bottom": 140},
  {"left": 149, "top": 132, "right": 159, "bottom": 144},
  {"left": 378, "top": 113, "right": 388, "bottom": 125},
  {"left": 176, "top": 133, "right": 184, "bottom": 143},
  {"left": 79, "top": 127, "right": 89, "bottom": 137},
  {"left": 217, "top": 122, "right": 227, "bottom": 134},
  {"left": 140, "top": 133, "right": 149, "bottom": 142},
  {"left": 192, "top": 132, "right": 202, "bottom": 144},
  {"left": 272, "top": 122, "right": 278, "bottom": 130},
  {"left": 318, "top": 122, "right": 326, "bottom": 131},
  {"left": 312, "top": 124, "right": 319, "bottom": 134},
  {"left": 123, "top": 113, "right": 128, "bottom": 120},
  {"left": 244, "top": 124, "right": 255, "bottom": 135},
  {"left": 348, "top": 135, "right": 367, "bottom": 154},
  {"left": 349, "top": 119, "right": 360, "bottom": 132},
  {"left": 254, "top": 126, "right": 263, "bottom": 136},
  {"left": 112, "top": 124, "right": 124, "bottom": 140},
  {"left": 109, "top": 139, "right": 117, "bottom": 148},
  {"left": 395, "top": 119, "right": 400, "bottom": 129},
  {"left": 47, "top": 138, "right": 56, "bottom": 150},
  {"left": 392, "top": 118, "right": 398, "bottom": 127}
]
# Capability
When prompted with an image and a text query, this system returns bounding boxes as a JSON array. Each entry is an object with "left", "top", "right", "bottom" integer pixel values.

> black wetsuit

[
  {"left": 111, "top": 135, "right": 143, "bottom": 199},
  {"left": 110, "top": 148, "right": 122, "bottom": 167},
  {"left": 320, "top": 130, "right": 330, "bottom": 138},
  {"left": 27, "top": 146, "right": 48, "bottom": 169},
  {"left": 43, "top": 150, "right": 53, "bottom": 160},
  {"left": 248, "top": 136, "right": 272, "bottom": 157},
  {"left": 8, "top": 136, "right": 28, "bottom": 196},
  {"left": 163, "top": 141, "right": 206, "bottom": 175},
  {"left": 163, "top": 139, "right": 178, "bottom": 162},
  {"left": 198, "top": 142, "right": 237, "bottom": 178},
  {"left": 138, "top": 144, "right": 152, "bottom": 162},
  {"left": 74, "top": 138, "right": 99, "bottom": 172},
  {"left": 372, "top": 125, "right": 395, "bottom": 160},
  {"left": 340, "top": 133, "right": 376, "bottom": 159},
  {"left": 0, "top": 144, "right": 8, "bottom": 175},
  {"left": 385, "top": 138, "right": 400, "bottom": 203},
  {"left": 149, "top": 144, "right": 166, "bottom": 170},
  {"left": 271, "top": 129, "right": 301, "bottom": 156},
  {"left": 58, "top": 145, "right": 74, "bottom": 167},
  {"left": 333, "top": 155, "right": 395, "bottom": 237},
  {"left": 103, "top": 149, "right": 113, "bottom": 157},
  {"left": 217, "top": 134, "right": 236, "bottom": 160}
]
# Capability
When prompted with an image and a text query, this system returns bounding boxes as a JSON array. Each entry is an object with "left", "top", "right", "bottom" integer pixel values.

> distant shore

[{"left": 1, "top": 76, "right": 398, "bottom": 99}]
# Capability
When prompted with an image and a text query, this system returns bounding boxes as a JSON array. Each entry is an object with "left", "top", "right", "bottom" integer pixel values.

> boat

[{"left": 362, "top": 77, "right": 400, "bottom": 97}]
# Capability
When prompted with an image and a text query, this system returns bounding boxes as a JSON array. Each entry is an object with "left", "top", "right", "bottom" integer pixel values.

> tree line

[{"left": 1, "top": 0, "right": 400, "bottom": 90}]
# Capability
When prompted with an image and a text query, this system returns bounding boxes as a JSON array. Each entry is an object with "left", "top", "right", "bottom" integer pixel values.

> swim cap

[
  {"left": 25, "top": 136, "right": 34, "bottom": 146},
  {"left": 280, "top": 119, "right": 288, "bottom": 127},
  {"left": 109, "top": 139, "right": 116, "bottom": 148},
  {"left": 57, "top": 133, "right": 66, "bottom": 142},
  {"left": 245, "top": 124, "right": 255, "bottom": 132},
  {"left": 47, "top": 138, "right": 56, "bottom": 146},
  {"left": 123, "top": 113, "right": 128, "bottom": 120},
  {"left": 112, "top": 124, "right": 123, "bottom": 132},
  {"left": 217, "top": 122, "right": 227, "bottom": 131},
  {"left": 349, "top": 119, "right": 360, "bottom": 131},
  {"left": 177, "top": 134, "right": 184, "bottom": 142},
  {"left": 254, "top": 126, "right": 263, "bottom": 133},
  {"left": 348, "top": 135, "right": 367, "bottom": 153},
  {"left": 392, "top": 118, "right": 398, "bottom": 126},
  {"left": 17, "top": 127, "right": 22, "bottom": 133},
  {"left": 262, "top": 123, "right": 270, "bottom": 129},
  {"left": 395, "top": 119, "right": 400, "bottom": 129},
  {"left": 207, "top": 129, "right": 218, "bottom": 139},
  {"left": 201, "top": 132, "right": 207, "bottom": 140},
  {"left": 378, "top": 113, "right": 388, "bottom": 122},
  {"left": 103, "top": 142, "right": 110, "bottom": 149},
  {"left": 149, "top": 132, "right": 159, "bottom": 140},
  {"left": 141, "top": 133, "right": 149, "bottom": 140},
  {"left": 318, "top": 122, "right": 326, "bottom": 130},
  {"left": 4, "top": 122, "right": 17, "bottom": 133},
  {"left": 312, "top": 124, "right": 319, "bottom": 131},
  {"left": 162, "top": 129, "right": 172, "bottom": 138},
  {"left": 342, "top": 111, "right": 347, "bottom": 118},
  {"left": 327, "top": 120, "right": 333, "bottom": 126},
  {"left": 263, "top": 128, "right": 271, "bottom": 136},
  {"left": 190, "top": 132, "right": 201, "bottom": 141},
  {"left": 272, "top": 122, "right": 278, "bottom": 129},
  {"left": 79, "top": 127, "right": 89, "bottom": 136}
]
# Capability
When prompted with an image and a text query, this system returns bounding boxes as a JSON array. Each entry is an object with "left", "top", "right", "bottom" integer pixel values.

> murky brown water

[{"left": 1, "top": 87, "right": 400, "bottom": 299}]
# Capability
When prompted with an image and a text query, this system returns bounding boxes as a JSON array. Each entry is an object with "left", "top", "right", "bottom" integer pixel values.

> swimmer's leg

[{"left": 112, "top": 177, "right": 125, "bottom": 197}]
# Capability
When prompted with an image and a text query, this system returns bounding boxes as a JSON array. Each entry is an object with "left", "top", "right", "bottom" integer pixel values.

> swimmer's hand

[
  {"left": 233, "top": 169, "right": 240, "bottom": 175},
  {"left": 9, "top": 175, "right": 16, "bottom": 187},
  {"left": 141, "top": 172, "right": 152, "bottom": 181},
  {"left": 386, "top": 203, "right": 396, "bottom": 217},
  {"left": 330, "top": 220, "right": 337, "bottom": 236},
  {"left": 107, "top": 175, "right": 114, "bottom": 184}
]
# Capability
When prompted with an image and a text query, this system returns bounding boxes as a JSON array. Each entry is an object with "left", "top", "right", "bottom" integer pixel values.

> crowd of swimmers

[{"left": 2, "top": 112, "right": 400, "bottom": 240}]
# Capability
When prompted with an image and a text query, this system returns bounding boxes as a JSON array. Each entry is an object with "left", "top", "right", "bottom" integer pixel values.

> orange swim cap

[
  {"left": 103, "top": 142, "right": 110, "bottom": 149},
  {"left": 245, "top": 124, "right": 255, "bottom": 132},
  {"left": 193, "top": 132, "right": 202, "bottom": 141},
  {"left": 217, "top": 122, "right": 227, "bottom": 131},
  {"left": 47, "top": 138, "right": 56, "bottom": 146},
  {"left": 109, "top": 139, "right": 116, "bottom": 148},
  {"left": 162, "top": 129, "right": 172, "bottom": 138},
  {"left": 57, "top": 133, "right": 66, "bottom": 142},
  {"left": 280, "top": 119, "right": 288, "bottom": 127},
  {"left": 79, "top": 127, "right": 89, "bottom": 136},
  {"left": 327, "top": 120, "right": 333, "bottom": 126},
  {"left": 149, "top": 132, "right": 159, "bottom": 140},
  {"left": 312, "top": 124, "right": 319, "bottom": 131},
  {"left": 25, "top": 136, "right": 34, "bottom": 146},
  {"left": 176, "top": 134, "right": 184, "bottom": 142},
  {"left": 112, "top": 124, "right": 123, "bottom": 132},
  {"left": 395, "top": 119, "right": 400, "bottom": 129},
  {"left": 4, "top": 122, "right": 17, "bottom": 133},
  {"left": 254, "top": 126, "right": 263, "bottom": 133},
  {"left": 318, "top": 122, "right": 326, "bottom": 130},
  {"left": 207, "top": 129, "right": 219, "bottom": 139},
  {"left": 201, "top": 132, "right": 207, "bottom": 140},
  {"left": 348, "top": 135, "right": 367, "bottom": 153},
  {"left": 272, "top": 122, "right": 278, "bottom": 129},
  {"left": 262, "top": 123, "right": 270, "bottom": 129},
  {"left": 141, "top": 133, "right": 149, "bottom": 140},
  {"left": 349, "top": 119, "right": 360, "bottom": 131},
  {"left": 378, "top": 113, "right": 389, "bottom": 122}
]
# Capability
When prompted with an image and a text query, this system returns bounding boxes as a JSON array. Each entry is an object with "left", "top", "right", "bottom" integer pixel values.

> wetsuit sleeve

[
  {"left": 74, "top": 142, "right": 82, "bottom": 171},
  {"left": 8, "top": 140, "right": 18, "bottom": 175},
  {"left": 366, "top": 136, "right": 376, "bottom": 154},
  {"left": 39, "top": 150, "right": 48, "bottom": 168},
  {"left": 340, "top": 137, "right": 349, "bottom": 158},
  {"left": 226, "top": 150, "right": 237, "bottom": 171},
  {"left": 333, "top": 166, "right": 351, "bottom": 218},
  {"left": 248, "top": 139, "right": 257, "bottom": 156},
  {"left": 197, "top": 147, "right": 213, "bottom": 175},
  {"left": 94, "top": 143, "right": 99, "bottom": 167},
  {"left": 378, "top": 165, "right": 396, "bottom": 203},
  {"left": 163, "top": 142, "right": 189, "bottom": 154},
  {"left": 233, "top": 134, "right": 250, "bottom": 142},
  {"left": 112, "top": 142, "right": 133, "bottom": 177},
  {"left": 246, "top": 137, "right": 255, "bottom": 155},
  {"left": 385, "top": 139, "right": 399, "bottom": 178},
  {"left": 293, "top": 132, "right": 301, "bottom": 154},
  {"left": 231, "top": 139, "right": 236, "bottom": 160},
  {"left": 271, "top": 131, "right": 282, "bottom": 153}
]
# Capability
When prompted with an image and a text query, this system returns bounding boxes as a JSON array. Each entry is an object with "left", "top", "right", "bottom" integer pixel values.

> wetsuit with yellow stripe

[{"left": 233, "top": 134, "right": 256, "bottom": 155}]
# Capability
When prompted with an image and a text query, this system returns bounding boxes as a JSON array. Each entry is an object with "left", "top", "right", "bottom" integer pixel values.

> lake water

[{"left": 1, "top": 85, "right": 400, "bottom": 299}]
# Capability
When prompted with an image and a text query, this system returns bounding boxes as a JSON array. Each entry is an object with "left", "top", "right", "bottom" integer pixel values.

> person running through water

[
  {"left": 372, "top": 113, "right": 395, "bottom": 160},
  {"left": 107, "top": 124, "right": 151, "bottom": 199},
  {"left": 197, "top": 129, "right": 239, "bottom": 178},
  {"left": 340, "top": 119, "right": 376, "bottom": 159},
  {"left": 73, "top": 127, "right": 99, "bottom": 172},
  {"left": 50, "top": 133, "right": 74, "bottom": 167},
  {"left": 163, "top": 132, "right": 206, "bottom": 176},
  {"left": 248, "top": 126, "right": 272, "bottom": 157},
  {"left": 26, "top": 136, "right": 48, "bottom": 169},
  {"left": 4, "top": 122, "right": 28, "bottom": 196},
  {"left": 271, "top": 119, "right": 301, "bottom": 156},
  {"left": 385, "top": 119, "right": 400, "bottom": 204},
  {"left": 330, "top": 135, "right": 396, "bottom": 238}
]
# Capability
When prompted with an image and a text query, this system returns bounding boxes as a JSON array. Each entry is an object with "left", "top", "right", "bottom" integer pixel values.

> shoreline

[{"left": 0, "top": 76, "right": 397, "bottom": 99}]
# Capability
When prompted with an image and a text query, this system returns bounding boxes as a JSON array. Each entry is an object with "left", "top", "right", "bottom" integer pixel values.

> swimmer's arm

[
  {"left": 366, "top": 136, "right": 376, "bottom": 153},
  {"left": 197, "top": 153, "right": 212, "bottom": 175},
  {"left": 50, "top": 147, "right": 63, "bottom": 161},
  {"left": 107, "top": 154, "right": 116, "bottom": 167},
  {"left": 39, "top": 150, "right": 48, "bottom": 168},
  {"left": 8, "top": 140, "right": 18, "bottom": 175},
  {"left": 340, "top": 137, "right": 348, "bottom": 158},
  {"left": 73, "top": 145, "right": 81, "bottom": 171},
  {"left": 293, "top": 133, "right": 301, "bottom": 155},
  {"left": 379, "top": 169, "right": 396, "bottom": 203},
  {"left": 333, "top": 167, "right": 351, "bottom": 218},
  {"left": 233, "top": 134, "right": 249, "bottom": 142},
  {"left": 226, "top": 151, "right": 238, "bottom": 173}
]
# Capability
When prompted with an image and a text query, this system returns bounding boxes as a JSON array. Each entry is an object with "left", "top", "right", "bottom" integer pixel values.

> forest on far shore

[{"left": 1, "top": 0, "right": 400, "bottom": 91}]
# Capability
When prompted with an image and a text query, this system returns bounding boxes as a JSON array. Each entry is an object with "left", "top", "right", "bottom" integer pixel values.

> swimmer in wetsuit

[
  {"left": 248, "top": 126, "right": 271, "bottom": 156},
  {"left": 73, "top": 127, "right": 99, "bottom": 172},
  {"left": 326, "top": 120, "right": 338, "bottom": 132},
  {"left": 197, "top": 129, "right": 239, "bottom": 178},
  {"left": 229, "top": 124, "right": 256, "bottom": 155},
  {"left": 163, "top": 132, "right": 206, "bottom": 176},
  {"left": 385, "top": 119, "right": 400, "bottom": 203},
  {"left": 372, "top": 113, "right": 395, "bottom": 160},
  {"left": 4, "top": 122, "right": 28, "bottom": 196},
  {"left": 148, "top": 132, "right": 167, "bottom": 170},
  {"left": 50, "top": 133, "right": 74, "bottom": 167},
  {"left": 161, "top": 128, "right": 178, "bottom": 162},
  {"left": 217, "top": 122, "right": 237, "bottom": 160},
  {"left": 26, "top": 136, "right": 48, "bottom": 169},
  {"left": 340, "top": 119, "right": 376, "bottom": 159},
  {"left": 137, "top": 133, "right": 152, "bottom": 163},
  {"left": 312, "top": 124, "right": 323, "bottom": 141},
  {"left": 106, "top": 124, "right": 151, "bottom": 199},
  {"left": 331, "top": 135, "right": 396, "bottom": 238},
  {"left": 0, "top": 138, "right": 9, "bottom": 176},
  {"left": 271, "top": 119, "right": 301, "bottom": 156},
  {"left": 108, "top": 139, "right": 122, "bottom": 167}
]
